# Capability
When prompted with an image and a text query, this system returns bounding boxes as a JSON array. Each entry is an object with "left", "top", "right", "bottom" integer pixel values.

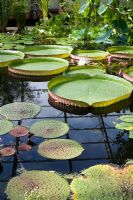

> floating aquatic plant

[
  {"left": 71, "top": 164, "right": 133, "bottom": 200},
  {"left": 6, "top": 170, "right": 70, "bottom": 200},
  {"left": 18, "top": 144, "right": 32, "bottom": 151},
  {"left": 119, "top": 115, "right": 133, "bottom": 123},
  {"left": 0, "top": 102, "right": 41, "bottom": 120},
  {"left": 0, "top": 120, "right": 13, "bottom": 135},
  {"left": 115, "top": 122, "right": 133, "bottom": 131},
  {"left": 0, "top": 147, "right": 15, "bottom": 157},
  {"left": 38, "top": 139, "right": 84, "bottom": 160},
  {"left": 9, "top": 126, "right": 29, "bottom": 137},
  {"left": 30, "top": 120, "right": 69, "bottom": 139}
]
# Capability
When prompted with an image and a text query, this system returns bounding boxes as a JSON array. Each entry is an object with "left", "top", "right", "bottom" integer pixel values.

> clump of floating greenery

[
  {"left": 24, "top": 45, "right": 73, "bottom": 58},
  {"left": 71, "top": 50, "right": 109, "bottom": 61},
  {"left": 65, "top": 65, "right": 106, "bottom": 76},
  {"left": 30, "top": 120, "right": 69, "bottom": 139},
  {"left": 48, "top": 74, "right": 133, "bottom": 112},
  {"left": 71, "top": 164, "right": 133, "bottom": 200},
  {"left": 38, "top": 139, "right": 84, "bottom": 160},
  {"left": 8, "top": 57, "right": 69, "bottom": 76},
  {"left": 0, "top": 120, "right": 13, "bottom": 135},
  {"left": 0, "top": 50, "right": 24, "bottom": 67},
  {"left": 0, "top": 102, "right": 41, "bottom": 120},
  {"left": 6, "top": 170, "right": 70, "bottom": 200}
]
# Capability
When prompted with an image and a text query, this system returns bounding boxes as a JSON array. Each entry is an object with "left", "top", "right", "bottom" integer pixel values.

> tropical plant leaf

[
  {"left": 0, "top": 120, "right": 13, "bottom": 135},
  {"left": 0, "top": 50, "right": 25, "bottom": 67},
  {"left": 24, "top": 45, "right": 73, "bottom": 58},
  {"left": 8, "top": 57, "right": 69, "bottom": 76},
  {"left": 66, "top": 66, "right": 106, "bottom": 76},
  {"left": 71, "top": 164, "right": 133, "bottom": 200},
  {"left": 95, "top": 29, "right": 112, "bottom": 43},
  {"left": 30, "top": 120, "right": 69, "bottom": 139},
  {"left": 48, "top": 74, "right": 133, "bottom": 108},
  {"left": 0, "top": 102, "right": 41, "bottom": 120},
  {"left": 38, "top": 139, "right": 84, "bottom": 160},
  {"left": 71, "top": 50, "right": 109, "bottom": 61},
  {"left": 6, "top": 170, "right": 70, "bottom": 200}
]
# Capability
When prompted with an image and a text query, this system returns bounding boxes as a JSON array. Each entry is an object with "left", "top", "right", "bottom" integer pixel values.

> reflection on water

[{"left": 0, "top": 72, "right": 133, "bottom": 199}]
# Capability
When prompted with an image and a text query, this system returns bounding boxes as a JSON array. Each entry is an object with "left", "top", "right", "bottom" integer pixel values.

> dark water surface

[{"left": 0, "top": 73, "right": 133, "bottom": 199}]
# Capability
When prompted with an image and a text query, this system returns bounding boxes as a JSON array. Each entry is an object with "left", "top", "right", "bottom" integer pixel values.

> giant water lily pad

[
  {"left": 115, "top": 122, "right": 133, "bottom": 131},
  {"left": 9, "top": 126, "right": 29, "bottom": 137},
  {"left": 0, "top": 50, "right": 24, "bottom": 67},
  {"left": 119, "top": 115, "right": 133, "bottom": 123},
  {"left": 8, "top": 57, "right": 69, "bottom": 76},
  {"left": 0, "top": 147, "right": 15, "bottom": 157},
  {"left": 30, "top": 120, "right": 69, "bottom": 139},
  {"left": 0, "top": 102, "right": 41, "bottom": 120},
  {"left": 66, "top": 65, "right": 106, "bottom": 76},
  {"left": 71, "top": 164, "right": 133, "bottom": 200},
  {"left": 0, "top": 120, "right": 13, "bottom": 135},
  {"left": 71, "top": 50, "right": 109, "bottom": 61},
  {"left": 24, "top": 45, "right": 73, "bottom": 58},
  {"left": 107, "top": 46, "right": 133, "bottom": 59},
  {"left": 6, "top": 170, "right": 70, "bottom": 200},
  {"left": 48, "top": 74, "right": 133, "bottom": 109},
  {"left": 38, "top": 139, "right": 84, "bottom": 160}
]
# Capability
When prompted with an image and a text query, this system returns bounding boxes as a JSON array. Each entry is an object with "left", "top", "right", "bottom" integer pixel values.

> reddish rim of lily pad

[
  {"left": 0, "top": 147, "right": 16, "bottom": 157},
  {"left": 9, "top": 126, "right": 29, "bottom": 137},
  {"left": 18, "top": 144, "right": 32, "bottom": 151}
]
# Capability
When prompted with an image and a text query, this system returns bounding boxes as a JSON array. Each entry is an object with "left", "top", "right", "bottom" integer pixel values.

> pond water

[{"left": 0, "top": 73, "right": 133, "bottom": 199}]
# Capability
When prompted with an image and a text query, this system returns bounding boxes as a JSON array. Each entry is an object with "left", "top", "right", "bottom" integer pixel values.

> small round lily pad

[
  {"left": 115, "top": 122, "right": 133, "bottom": 131},
  {"left": 119, "top": 115, "right": 133, "bottom": 123},
  {"left": 0, "top": 120, "right": 13, "bottom": 135},
  {"left": 6, "top": 170, "right": 70, "bottom": 200},
  {"left": 30, "top": 120, "right": 69, "bottom": 139},
  {"left": 0, "top": 147, "right": 16, "bottom": 157},
  {"left": 38, "top": 139, "right": 84, "bottom": 160},
  {"left": 0, "top": 102, "right": 41, "bottom": 120},
  {"left": 18, "top": 144, "right": 32, "bottom": 151},
  {"left": 9, "top": 126, "right": 29, "bottom": 137}
]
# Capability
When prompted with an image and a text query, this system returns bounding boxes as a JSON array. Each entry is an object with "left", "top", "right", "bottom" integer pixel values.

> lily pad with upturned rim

[
  {"left": 24, "top": 45, "right": 73, "bottom": 58},
  {"left": 6, "top": 170, "right": 70, "bottom": 200},
  {"left": 71, "top": 50, "right": 109, "bottom": 61},
  {"left": 8, "top": 57, "right": 69, "bottom": 76},
  {"left": 0, "top": 102, "right": 41, "bottom": 120},
  {"left": 0, "top": 147, "right": 16, "bottom": 157},
  {"left": 0, "top": 120, "right": 13, "bottom": 135},
  {"left": 38, "top": 139, "right": 84, "bottom": 160},
  {"left": 119, "top": 115, "right": 133, "bottom": 123},
  {"left": 48, "top": 74, "right": 133, "bottom": 109},
  {"left": 65, "top": 65, "right": 106, "bottom": 76},
  {"left": 107, "top": 46, "right": 133, "bottom": 59},
  {"left": 115, "top": 122, "right": 133, "bottom": 131},
  {"left": 18, "top": 144, "right": 32, "bottom": 151},
  {"left": 30, "top": 120, "right": 69, "bottom": 139},
  {"left": 9, "top": 126, "right": 29, "bottom": 137},
  {"left": 0, "top": 50, "right": 25, "bottom": 67},
  {"left": 71, "top": 164, "right": 133, "bottom": 200}
]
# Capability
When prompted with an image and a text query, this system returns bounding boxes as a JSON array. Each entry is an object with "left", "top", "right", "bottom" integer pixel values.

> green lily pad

[
  {"left": 8, "top": 57, "right": 69, "bottom": 76},
  {"left": 0, "top": 50, "right": 25, "bottom": 67},
  {"left": 30, "top": 120, "right": 69, "bottom": 139},
  {"left": 115, "top": 122, "right": 133, "bottom": 131},
  {"left": 6, "top": 170, "right": 70, "bottom": 200},
  {"left": 24, "top": 45, "right": 73, "bottom": 58},
  {"left": 119, "top": 115, "right": 133, "bottom": 123},
  {"left": 0, "top": 102, "right": 41, "bottom": 120},
  {"left": 66, "top": 66, "right": 106, "bottom": 76},
  {"left": 0, "top": 120, "right": 13, "bottom": 135},
  {"left": 129, "top": 131, "right": 133, "bottom": 139},
  {"left": 38, "top": 139, "right": 84, "bottom": 160},
  {"left": 48, "top": 74, "right": 133, "bottom": 109},
  {"left": 107, "top": 46, "right": 133, "bottom": 58},
  {"left": 71, "top": 50, "right": 109, "bottom": 61},
  {"left": 71, "top": 164, "right": 133, "bottom": 200}
]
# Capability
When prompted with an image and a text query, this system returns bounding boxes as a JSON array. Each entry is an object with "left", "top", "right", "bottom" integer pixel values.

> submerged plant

[{"left": 6, "top": 170, "right": 70, "bottom": 200}]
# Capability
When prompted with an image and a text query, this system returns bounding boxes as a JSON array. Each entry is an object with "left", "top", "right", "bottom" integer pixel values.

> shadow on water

[{"left": 0, "top": 71, "right": 133, "bottom": 199}]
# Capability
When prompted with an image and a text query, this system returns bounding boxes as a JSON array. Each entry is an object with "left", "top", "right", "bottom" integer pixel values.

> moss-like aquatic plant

[
  {"left": 30, "top": 120, "right": 69, "bottom": 139},
  {"left": 6, "top": 170, "right": 70, "bottom": 200},
  {"left": 0, "top": 120, "right": 13, "bottom": 135},
  {"left": 9, "top": 126, "right": 29, "bottom": 137},
  {"left": 71, "top": 164, "right": 133, "bottom": 200},
  {"left": 0, "top": 102, "right": 41, "bottom": 120},
  {"left": 38, "top": 139, "right": 84, "bottom": 160}
]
